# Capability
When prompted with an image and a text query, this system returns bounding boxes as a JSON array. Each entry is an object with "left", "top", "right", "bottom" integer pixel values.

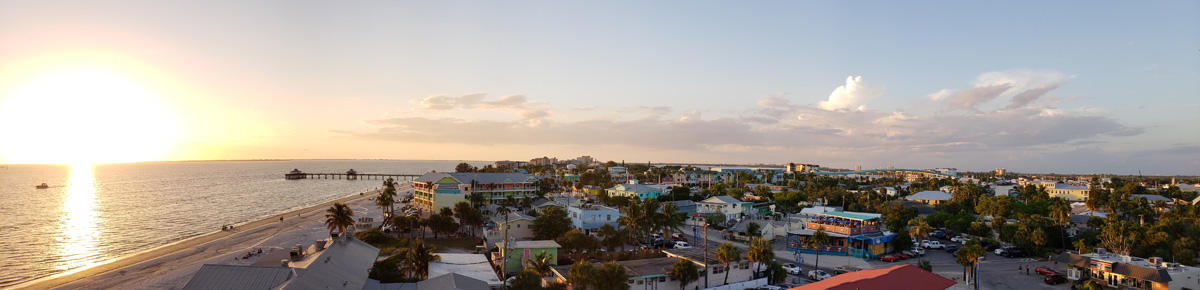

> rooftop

[
  {"left": 497, "top": 240, "right": 561, "bottom": 249},
  {"left": 791, "top": 264, "right": 956, "bottom": 290},
  {"left": 907, "top": 190, "right": 952, "bottom": 201},
  {"left": 182, "top": 238, "right": 380, "bottom": 290},
  {"left": 817, "top": 211, "right": 882, "bottom": 221},
  {"left": 699, "top": 195, "right": 741, "bottom": 204},
  {"left": 428, "top": 254, "right": 502, "bottom": 287},
  {"left": 415, "top": 172, "right": 536, "bottom": 184},
  {"left": 416, "top": 272, "right": 490, "bottom": 290}
]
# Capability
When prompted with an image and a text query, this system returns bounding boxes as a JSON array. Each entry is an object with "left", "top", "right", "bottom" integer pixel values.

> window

[
  {"left": 637, "top": 280, "right": 643, "bottom": 285},
  {"left": 659, "top": 277, "right": 666, "bottom": 282},
  {"left": 607, "top": 214, "right": 612, "bottom": 220}
]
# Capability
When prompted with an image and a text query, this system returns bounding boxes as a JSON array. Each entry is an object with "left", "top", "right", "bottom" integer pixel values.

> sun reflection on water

[{"left": 56, "top": 164, "right": 101, "bottom": 271}]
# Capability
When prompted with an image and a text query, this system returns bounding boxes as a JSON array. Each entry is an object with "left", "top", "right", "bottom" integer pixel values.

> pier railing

[{"left": 285, "top": 171, "right": 421, "bottom": 180}]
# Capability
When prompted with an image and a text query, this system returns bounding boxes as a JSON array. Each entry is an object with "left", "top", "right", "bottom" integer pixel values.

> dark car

[
  {"left": 1035, "top": 266, "right": 1057, "bottom": 275},
  {"left": 931, "top": 231, "right": 947, "bottom": 239},
  {"left": 945, "top": 244, "right": 961, "bottom": 253},
  {"left": 1044, "top": 274, "right": 1067, "bottom": 285},
  {"left": 997, "top": 247, "right": 1025, "bottom": 258}
]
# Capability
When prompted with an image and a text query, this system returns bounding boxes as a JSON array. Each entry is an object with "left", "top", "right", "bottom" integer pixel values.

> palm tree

[
  {"left": 1049, "top": 198, "right": 1071, "bottom": 249},
  {"left": 453, "top": 201, "right": 474, "bottom": 234},
  {"left": 595, "top": 261, "right": 630, "bottom": 290},
  {"left": 324, "top": 202, "right": 355, "bottom": 238},
  {"left": 619, "top": 198, "right": 647, "bottom": 243},
  {"left": 568, "top": 260, "right": 596, "bottom": 290},
  {"left": 597, "top": 224, "right": 621, "bottom": 253},
  {"left": 382, "top": 178, "right": 399, "bottom": 219},
  {"left": 909, "top": 215, "right": 931, "bottom": 262},
  {"left": 524, "top": 251, "right": 554, "bottom": 277},
  {"left": 715, "top": 242, "right": 740, "bottom": 285},
  {"left": 747, "top": 237, "right": 774, "bottom": 275},
  {"left": 956, "top": 241, "right": 985, "bottom": 284},
  {"left": 375, "top": 192, "right": 394, "bottom": 228},
  {"left": 669, "top": 259, "right": 699, "bottom": 290},
  {"left": 811, "top": 227, "right": 830, "bottom": 273},
  {"left": 658, "top": 202, "right": 686, "bottom": 245},
  {"left": 406, "top": 240, "right": 441, "bottom": 280}
]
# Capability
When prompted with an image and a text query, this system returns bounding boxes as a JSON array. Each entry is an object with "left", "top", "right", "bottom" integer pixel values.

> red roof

[{"left": 790, "top": 264, "right": 956, "bottom": 290}]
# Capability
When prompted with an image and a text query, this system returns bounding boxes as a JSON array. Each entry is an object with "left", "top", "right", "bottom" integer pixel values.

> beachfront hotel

[{"left": 412, "top": 172, "right": 539, "bottom": 211}]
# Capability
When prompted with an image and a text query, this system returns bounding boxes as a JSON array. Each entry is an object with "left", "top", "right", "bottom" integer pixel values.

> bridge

[{"left": 811, "top": 168, "right": 955, "bottom": 178}]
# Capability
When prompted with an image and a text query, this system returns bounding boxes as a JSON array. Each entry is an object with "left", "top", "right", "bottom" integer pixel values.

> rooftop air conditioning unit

[
  {"left": 281, "top": 259, "right": 290, "bottom": 267},
  {"left": 1149, "top": 257, "right": 1161, "bottom": 265},
  {"left": 315, "top": 240, "right": 327, "bottom": 251},
  {"left": 1096, "top": 248, "right": 1107, "bottom": 256}
]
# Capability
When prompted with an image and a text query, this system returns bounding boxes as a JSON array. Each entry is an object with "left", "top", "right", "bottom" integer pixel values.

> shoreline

[{"left": 12, "top": 188, "right": 384, "bottom": 290}]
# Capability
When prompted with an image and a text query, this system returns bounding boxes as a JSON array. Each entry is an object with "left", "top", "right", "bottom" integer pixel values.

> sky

[{"left": 0, "top": 1, "right": 1197, "bottom": 175}]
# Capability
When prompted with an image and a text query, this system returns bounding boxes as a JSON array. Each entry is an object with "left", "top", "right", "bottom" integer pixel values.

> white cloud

[
  {"left": 819, "top": 76, "right": 882, "bottom": 111},
  {"left": 412, "top": 93, "right": 551, "bottom": 120}
]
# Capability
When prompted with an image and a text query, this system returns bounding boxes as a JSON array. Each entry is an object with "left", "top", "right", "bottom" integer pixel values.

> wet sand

[{"left": 13, "top": 186, "right": 405, "bottom": 290}]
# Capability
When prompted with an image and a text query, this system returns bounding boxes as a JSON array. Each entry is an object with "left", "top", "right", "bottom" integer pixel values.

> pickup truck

[{"left": 922, "top": 240, "right": 946, "bottom": 249}]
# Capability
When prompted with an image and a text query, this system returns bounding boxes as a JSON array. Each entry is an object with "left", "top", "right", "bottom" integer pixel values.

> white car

[
  {"left": 922, "top": 240, "right": 946, "bottom": 249},
  {"left": 807, "top": 270, "right": 831, "bottom": 281},
  {"left": 909, "top": 247, "right": 926, "bottom": 255},
  {"left": 674, "top": 241, "right": 692, "bottom": 249},
  {"left": 950, "top": 236, "right": 970, "bottom": 243},
  {"left": 784, "top": 263, "right": 802, "bottom": 275}
]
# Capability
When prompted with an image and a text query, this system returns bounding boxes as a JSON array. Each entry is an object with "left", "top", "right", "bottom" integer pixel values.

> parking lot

[{"left": 859, "top": 243, "right": 1073, "bottom": 290}]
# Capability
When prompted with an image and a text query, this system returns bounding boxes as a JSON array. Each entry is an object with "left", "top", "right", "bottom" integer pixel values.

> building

[
  {"left": 906, "top": 190, "right": 952, "bottom": 205},
  {"left": 1046, "top": 183, "right": 1091, "bottom": 202},
  {"left": 697, "top": 195, "right": 746, "bottom": 222},
  {"left": 410, "top": 272, "right": 491, "bottom": 290},
  {"left": 786, "top": 211, "right": 897, "bottom": 260},
  {"left": 427, "top": 254, "right": 503, "bottom": 289},
  {"left": 412, "top": 172, "right": 539, "bottom": 211},
  {"left": 932, "top": 168, "right": 958, "bottom": 177},
  {"left": 487, "top": 212, "right": 535, "bottom": 241},
  {"left": 567, "top": 203, "right": 619, "bottom": 234},
  {"left": 661, "top": 248, "right": 765, "bottom": 289},
  {"left": 1057, "top": 251, "right": 1200, "bottom": 290},
  {"left": 791, "top": 264, "right": 956, "bottom": 290},
  {"left": 576, "top": 155, "right": 594, "bottom": 165},
  {"left": 785, "top": 163, "right": 820, "bottom": 173},
  {"left": 994, "top": 168, "right": 1006, "bottom": 176},
  {"left": 605, "top": 180, "right": 664, "bottom": 200},
  {"left": 493, "top": 160, "right": 527, "bottom": 170},
  {"left": 182, "top": 238, "right": 380, "bottom": 290},
  {"left": 529, "top": 156, "right": 557, "bottom": 166},
  {"left": 495, "top": 240, "right": 560, "bottom": 275}
]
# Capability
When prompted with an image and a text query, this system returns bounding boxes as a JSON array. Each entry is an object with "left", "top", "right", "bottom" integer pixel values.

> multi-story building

[
  {"left": 697, "top": 195, "right": 748, "bottom": 221},
  {"left": 785, "top": 163, "right": 821, "bottom": 173},
  {"left": 493, "top": 160, "right": 527, "bottom": 170},
  {"left": 412, "top": 172, "right": 539, "bottom": 211},
  {"left": 567, "top": 204, "right": 619, "bottom": 234},
  {"left": 1047, "top": 182, "right": 1091, "bottom": 202},
  {"left": 576, "top": 155, "right": 594, "bottom": 165},
  {"left": 605, "top": 180, "right": 663, "bottom": 200},
  {"left": 786, "top": 211, "right": 898, "bottom": 260},
  {"left": 1058, "top": 251, "right": 1200, "bottom": 290},
  {"left": 530, "top": 156, "right": 557, "bottom": 166}
]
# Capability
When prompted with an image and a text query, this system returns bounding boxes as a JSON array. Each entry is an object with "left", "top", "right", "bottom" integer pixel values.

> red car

[
  {"left": 1044, "top": 274, "right": 1067, "bottom": 285},
  {"left": 895, "top": 252, "right": 911, "bottom": 260},
  {"left": 1035, "top": 266, "right": 1057, "bottom": 275},
  {"left": 880, "top": 254, "right": 900, "bottom": 262}
]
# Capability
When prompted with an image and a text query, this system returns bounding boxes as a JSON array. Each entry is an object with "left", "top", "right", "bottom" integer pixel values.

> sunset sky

[{"left": 0, "top": 1, "right": 1197, "bottom": 175}]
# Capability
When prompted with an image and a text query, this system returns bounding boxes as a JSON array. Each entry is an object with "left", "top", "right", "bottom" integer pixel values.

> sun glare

[{"left": 0, "top": 69, "right": 178, "bottom": 164}]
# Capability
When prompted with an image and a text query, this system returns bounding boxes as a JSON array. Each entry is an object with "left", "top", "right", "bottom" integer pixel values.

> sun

[{"left": 0, "top": 69, "right": 179, "bottom": 165}]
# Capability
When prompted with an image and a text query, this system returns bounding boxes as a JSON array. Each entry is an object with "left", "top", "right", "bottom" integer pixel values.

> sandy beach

[{"left": 13, "top": 184, "right": 409, "bottom": 290}]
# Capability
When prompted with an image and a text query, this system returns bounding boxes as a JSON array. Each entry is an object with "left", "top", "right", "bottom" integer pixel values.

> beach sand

[{"left": 14, "top": 184, "right": 409, "bottom": 290}]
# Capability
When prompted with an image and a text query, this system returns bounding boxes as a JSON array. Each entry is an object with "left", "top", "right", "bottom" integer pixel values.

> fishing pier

[{"left": 284, "top": 169, "right": 421, "bottom": 180}]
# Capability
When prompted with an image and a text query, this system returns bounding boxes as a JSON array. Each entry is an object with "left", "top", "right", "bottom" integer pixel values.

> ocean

[{"left": 0, "top": 160, "right": 489, "bottom": 288}]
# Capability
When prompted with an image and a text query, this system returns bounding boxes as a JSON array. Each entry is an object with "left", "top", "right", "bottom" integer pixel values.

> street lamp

[{"left": 974, "top": 256, "right": 984, "bottom": 290}]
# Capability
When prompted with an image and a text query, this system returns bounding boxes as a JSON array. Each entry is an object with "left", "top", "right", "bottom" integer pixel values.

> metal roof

[
  {"left": 907, "top": 190, "right": 952, "bottom": 201},
  {"left": 280, "top": 238, "right": 382, "bottom": 290},
  {"left": 497, "top": 240, "right": 561, "bottom": 249},
  {"left": 428, "top": 254, "right": 502, "bottom": 287},
  {"left": 699, "top": 195, "right": 741, "bottom": 205},
  {"left": 818, "top": 211, "right": 881, "bottom": 221},
  {"left": 415, "top": 172, "right": 536, "bottom": 184},
  {"left": 792, "top": 264, "right": 956, "bottom": 290},
  {"left": 181, "top": 265, "right": 294, "bottom": 290},
  {"left": 417, "top": 273, "right": 491, "bottom": 290}
]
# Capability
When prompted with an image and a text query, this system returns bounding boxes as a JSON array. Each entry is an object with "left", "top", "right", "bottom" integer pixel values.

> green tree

[
  {"left": 455, "top": 162, "right": 476, "bottom": 172},
  {"left": 533, "top": 206, "right": 573, "bottom": 240},
  {"left": 556, "top": 228, "right": 599, "bottom": 254},
  {"left": 715, "top": 242, "right": 741, "bottom": 285},
  {"left": 909, "top": 215, "right": 931, "bottom": 262},
  {"left": 1100, "top": 216, "right": 1137, "bottom": 255},
  {"left": 324, "top": 202, "right": 355, "bottom": 238},
  {"left": 568, "top": 260, "right": 596, "bottom": 290},
  {"left": 375, "top": 191, "right": 395, "bottom": 228},
  {"left": 510, "top": 269, "right": 544, "bottom": 290},
  {"left": 594, "top": 261, "right": 631, "bottom": 290},
  {"left": 668, "top": 259, "right": 699, "bottom": 290},
  {"left": 811, "top": 227, "right": 831, "bottom": 272},
  {"left": 766, "top": 261, "right": 788, "bottom": 284},
  {"left": 955, "top": 241, "right": 985, "bottom": 283},
  {"left": 524, "top": 251, "right": 554, "bottom": 277},
  {"left": 658, "top": 202, "right": 686, "bottom": 244},
  {"left": 405, "top": 239, "right": 441, "bottom": 280},
  {"left": 745, "top": 222, "right": 762, "bottom": 238},
  {"left": 747, "top": 237, "right": 774, "bottom": 274}
]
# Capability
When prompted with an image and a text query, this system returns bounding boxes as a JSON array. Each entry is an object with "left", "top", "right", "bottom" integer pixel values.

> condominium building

[{"left": 412, "top": 172, "right": 539, "bottom": 211}]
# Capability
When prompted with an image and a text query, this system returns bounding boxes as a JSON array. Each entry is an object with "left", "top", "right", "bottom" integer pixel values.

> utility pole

[{"left": 703, "top": 219, "right": 709, "bottom": 288}]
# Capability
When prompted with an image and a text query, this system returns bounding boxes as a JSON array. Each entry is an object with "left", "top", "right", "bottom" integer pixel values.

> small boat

[{"left": 36, "top": 183, "right": 49, "bottom": 189}]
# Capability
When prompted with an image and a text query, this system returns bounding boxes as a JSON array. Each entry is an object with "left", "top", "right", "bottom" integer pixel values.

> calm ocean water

[{"left": 0, "top": 160, "right": 488, "bottom": 288}]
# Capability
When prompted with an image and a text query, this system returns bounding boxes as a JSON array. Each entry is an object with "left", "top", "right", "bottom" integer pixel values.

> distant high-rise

[
  {"left": 576, "top": 155, "right": 594, "bottom": 165},
  {"left": 785, "top": 162, "right": 820, "bottom": 173},
  {"left": 855, "top": 165, "right": 862, "bottom": 171},
  {"left": 994, "top": 168, "right": 1006, "bottom": 176}
]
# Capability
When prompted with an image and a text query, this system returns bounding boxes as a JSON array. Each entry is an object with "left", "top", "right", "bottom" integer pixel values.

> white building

[{"left": 697, "top": 195, "right": 747, "bottom": 222}]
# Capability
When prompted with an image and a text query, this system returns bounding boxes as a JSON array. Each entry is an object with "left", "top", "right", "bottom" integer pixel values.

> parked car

[
  {"left": 1035, "top": 266, "right": 1057, "bottom": 275},
  {"left": 834, "top": 266, "right": 862, "bottom": 274},
  {"left": 931, "top": 230, "right": 947, "bottom": 239},
  {"left": 895, "top": 252, "right": 911, "bottom": 260},
  {"left": 1044, "top": 274, "right": 1067, "bottom": 285},
  {"left": 995, "top": 246, "right": 1025, "bottom": 257},
  {"left": 923, "top": 240, "right": 946, "bottom": 249},
  {"left": 950, "top": 236, "right": 970, "bottom": 243},
  {"left": 880, "top": 254, "right": 900, "bottom": 262},
  {"left": 756, "top": 286, "right": 785, "bottom": 290},
  {"left": 901, "top": 250, "right": 916, "bottom": 257},
  {"left": 671, "top": 233, "right": 688, "bottom": 242},
  {"left": 674, "top": 241, "right": 692, "bottom": 249},
  {"left": 807, "top": 270, "right": 831, "bottom": 281},
  {"left": 944, "top": 244, "right": 961, "bottom": 253},
  {"left": 651, "top": 240, "right": 668, "bottom": 249},
  {"left": 909, "top": 247, "right": 926, "bottom": 255},
  {"left": 784, "top": 263, "right": 802, "bottom": 275}
]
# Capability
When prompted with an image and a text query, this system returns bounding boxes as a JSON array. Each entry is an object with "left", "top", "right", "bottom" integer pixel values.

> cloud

[
  {"left": 413, "top": 93, "right": 551, "bottom": 120},
  {"left": 946, "top": 83, "right": 1013, "bottom": 112},
  {"left": 819, "top": 76, "right": 882, "bottom": 111}
]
